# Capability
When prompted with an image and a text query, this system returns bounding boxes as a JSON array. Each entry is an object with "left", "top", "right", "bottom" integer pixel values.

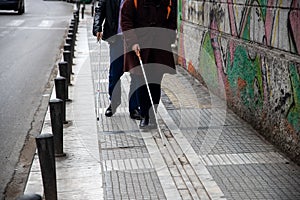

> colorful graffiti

[
  {"left": 288, "top": 0, "right": 300, "bottom": 54},
  {"left": 288, "top": 63, "right": 300, "bottom": 133},
  {"left": 179, "top": 0, "right": 300, "bottom": 161}
]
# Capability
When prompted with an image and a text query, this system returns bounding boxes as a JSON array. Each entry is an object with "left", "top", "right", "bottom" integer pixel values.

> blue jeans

[{"left": 108, "top": 36, "right": 139, "bottom": 112}]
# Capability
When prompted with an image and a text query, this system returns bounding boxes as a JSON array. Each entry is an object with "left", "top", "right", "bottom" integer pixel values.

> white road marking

[
  {"left": 38, "top": 20, "right": 54, "bottom": 27},
  {"left": 7, "top": 20, "right": 24, "bottom": 26}
]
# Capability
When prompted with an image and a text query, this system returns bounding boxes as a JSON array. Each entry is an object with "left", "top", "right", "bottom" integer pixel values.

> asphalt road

[{"left": 0, "top": 1, "right": 74, "bottom": 198}]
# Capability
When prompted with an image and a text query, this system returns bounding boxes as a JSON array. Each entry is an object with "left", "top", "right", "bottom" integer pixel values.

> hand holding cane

[{"left": 136, "top": 49, "right": 166, "bottom": 146}]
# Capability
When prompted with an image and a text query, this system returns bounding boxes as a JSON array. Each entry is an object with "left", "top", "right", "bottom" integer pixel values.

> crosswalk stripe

[
  {"left": 38, "top": 20, "right": 54, "bottom": 27},
  {"left": 7, "top": 20, "right": 24, "bottom": 26},
  {"left": 0, "top": 30, "right": 10, "bottom": 38}
]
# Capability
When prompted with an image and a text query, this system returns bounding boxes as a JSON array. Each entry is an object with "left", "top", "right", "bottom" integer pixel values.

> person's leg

[
  {"left": 139, "top": 73, "right": 163, "bottom": 127},
  {"left": 149, "top": 72, "right": 163, "bottom": 112},
  {"left": 150, "top": 83, "right": 161, "bottom": 105},
  {"left": 106, "top": 36, "right": 124, "bottom": 116},
  {"left": 139, "top": 84, "right": 150, "bottom": 127},
  {"left": 148, "top": 83, "right": 161, "bottom": 120},
  {"left": 129, "top": 73, "right": 141, "bottom": 119},
  {"left": 139, "top": 84, "right": 150, "bottom": 117}
]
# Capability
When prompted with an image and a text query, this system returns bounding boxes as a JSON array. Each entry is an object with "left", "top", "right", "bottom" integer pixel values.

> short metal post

[
  {"left": 91, "top": 2, "right": 94, "bottom": 16},
  {"left": 63, "top": 50, "right": 73, "bottom": 76},
  {"left": 49, "top": 99, "right": 66, "bottom": 157},
  {"left": 65, "top": 37, "right": 74, "bottom": 60},
  {"left": 54, "top": 77, "right": 67, "bottom": 124},
  {"left": 76, "top": 1, "right": 80, "bottom": 13},
  {"left": 81, "top": 3, "right": 85, "bottom": 19},
  {"left": 69, "top": 25, "right": 76, "bottom": 41},
  {"left": 35, "top": 134, "right": 57, "bottom": 200},
  {"left": 67, "top": 31, "right": 74, "bottom": 44},
  {"left": 63, "top": 43, "right": 71, "bottom": 53},
  {"left": 17, "top": 194, "right": 42, "bottom": 200},
  {"left": 71, "top": 19, "right": 77, "bottom": 34},
  {"left": 58, "top": 62, "right": 71, "bottom": 99},
  {"left": 75, "top": 15, "right": 79, "bottom": 30},
  {"left": 67, "top": 33, "right": 75, "bottom": 58},
  {"left": 68, "top": 27, "right": 74, "bottom": 38},
  {"left": 70, "top": 19, "right": 75, "bottom": 29},
  {"left": 74, "top": 11, "right": 79, "bottom": 24}
]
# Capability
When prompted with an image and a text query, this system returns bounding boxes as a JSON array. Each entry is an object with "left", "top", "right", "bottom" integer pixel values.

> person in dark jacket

[
  {"left": 92, "top": 0, "right": 141, "bottom": 119},
  {"left": 121, "top": 0, "right": 177, "bottom": 128}
]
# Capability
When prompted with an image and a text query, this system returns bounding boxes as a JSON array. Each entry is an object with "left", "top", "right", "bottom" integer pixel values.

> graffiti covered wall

[{"left": 178, "top": 0, "right": 300, "bottom": 163}]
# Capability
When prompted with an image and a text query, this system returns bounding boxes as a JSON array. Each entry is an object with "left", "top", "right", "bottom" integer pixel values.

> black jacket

[{"left": 92, "top": 0, "right": 121, "bottom": 41}]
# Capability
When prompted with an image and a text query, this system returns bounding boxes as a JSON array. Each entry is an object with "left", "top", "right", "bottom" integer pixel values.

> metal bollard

[
  {"left": 17, "top": 194, "right": 42, "bottom": 200},
  {"left": 76, "top": 2, "right": 80, "bottom": 13},
  {"left": 59, "top": 61, "right": 70, "bottom": 87},
  {"left": 91, "top": 2, "right": 94, "bottom": 17},
  {"left": 68, "top": 28, "right": 74, "bottom": 38},
  {"left": 35, "top": 134, "right": 57, "bottom": 200},
  {"left": 69, "top": 25, "right": 76, "bottom": 42},
  {"left": 63, "top": 50, "right": 73, "bottom": 75},
  {"left": 65, "top": 37, "right": 74, "bottom": 60},
  {"left": 54, "top": 77, "right": 67, "bottom": 124},
  {"left": 67, "top": 30, "right": 74, "bottom": 42},
  {"left": 74, "top": 11, "right": 79, "bottom": 24},
  {"left": 49, "top": 99, "right": 66, "bottom": 157},
  {"left": 69, "top": 22, "right": 74, "bottom": 30},
  {"left": 75, "top": 16, "right": 79, "bottom": 31},
  {"left": 70, "top": 19, "right": 76, "bottom": 34},
  {"left": 71, "top": 19, "right": 77, "bottom": 34},
  {"left": 58, "top": 62, "right": 71, "bottom": 98},
  {"left": 67, "top": 33, "right": 75, "bottom": 58},
  {"left": 81, "top": 3, "right": 85, "bottom": 19},
  {"left": 69, "top": 22, "right": 74, "bottom": 31},
  {"left": 63, "top": 43, "right": 71, "bottom": 53}
]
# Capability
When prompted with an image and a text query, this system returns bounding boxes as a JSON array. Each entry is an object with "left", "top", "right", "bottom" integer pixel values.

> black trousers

[
  {"left": 132, "top": 50, "right": 168, "bottom": 118},
  {"left": 137, "top": 72, "right": 163, "bottom": 118}
]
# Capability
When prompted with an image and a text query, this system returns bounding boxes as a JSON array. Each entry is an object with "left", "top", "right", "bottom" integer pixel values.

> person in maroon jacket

[{"left": 121, "top": 0, "right": 177, "bottom": 128}]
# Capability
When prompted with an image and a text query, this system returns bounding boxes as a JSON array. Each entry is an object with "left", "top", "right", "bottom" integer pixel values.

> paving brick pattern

[
  {"left": 87, "top": 19, "right": 170, "bottom": 199},
  {"left": 162, "top": 68, "right": 300, "bottom": 200},
  {"left": 86, "top": 16, "right": 300, "bottom": 200},
  {"left": 104, "top": 170, "right": 166, "bottom": 200},
  {"left": 190, "top": 126, "right": 278, "bottom": 154},
  {"left": 209, "top": 163, "right": 300, "bottom": 200}
]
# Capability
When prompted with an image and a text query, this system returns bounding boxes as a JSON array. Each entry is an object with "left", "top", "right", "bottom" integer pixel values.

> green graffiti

[
  {"left": 287, "top": 64, "right": 300, "bottom": 132},
  {"left": 241, "top": 12, "right": 251, "bottom": 40},
  {"left": 178, "top": 0, "right": 182, "bottom": 28},
  {"left": 227, "top": 45, "right": 263, "bottom": 108},
  {"left": 199, "top": 33, "right": 219, "bottom": 89},
  {"left": 241, "top": 0, "right": 268, "bottom": 40},
  {"left": 257, "top": 0, "right": 267, "bottom": 21}
]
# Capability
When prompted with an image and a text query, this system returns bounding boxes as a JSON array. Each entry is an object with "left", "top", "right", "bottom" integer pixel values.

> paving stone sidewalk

[
  {"left": 85, "top": 13, "right": 300, "bottom": 199},
  {"left": 25, "top": 12, "right": 300, "bottom": 200}
]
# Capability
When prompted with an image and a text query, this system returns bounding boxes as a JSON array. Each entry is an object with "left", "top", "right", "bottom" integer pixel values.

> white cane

[
  {"left": 96, "top": 40, "right": 102, "bottom": 121},
  {"left": 137, "top": 51, "right": 167, "bottom": 146}
]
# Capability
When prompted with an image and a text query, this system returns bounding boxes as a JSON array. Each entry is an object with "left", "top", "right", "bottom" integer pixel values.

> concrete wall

[{"left": 177, "top": 0, "right": 300, "bottom": 164}]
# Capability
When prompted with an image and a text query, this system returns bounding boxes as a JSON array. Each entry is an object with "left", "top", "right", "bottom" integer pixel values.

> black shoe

[
  {"left": 105, "top": 104, "right": 114, "bottom": 117},
  {"left": 130, "top": 109, "right": 142, "bottom": 120},
  {"left": 139, "top": 116, "right": 149, "bottom": 128}
]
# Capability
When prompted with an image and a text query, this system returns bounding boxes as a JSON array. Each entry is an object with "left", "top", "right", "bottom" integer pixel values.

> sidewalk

[{"left": 24, "top": 13, "right": 300, "bottom": 200}]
